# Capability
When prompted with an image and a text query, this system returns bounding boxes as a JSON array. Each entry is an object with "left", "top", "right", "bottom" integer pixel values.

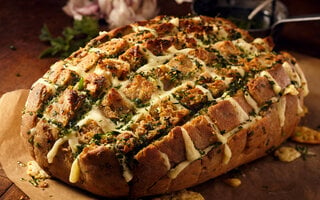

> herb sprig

[{"left": 39, "top": 17, "right": 99, "bottom": 58}]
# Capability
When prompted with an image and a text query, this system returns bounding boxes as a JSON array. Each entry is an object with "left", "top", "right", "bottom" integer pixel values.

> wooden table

[{"left": 0, "top": 0, "right": 319, "bottom": 199}]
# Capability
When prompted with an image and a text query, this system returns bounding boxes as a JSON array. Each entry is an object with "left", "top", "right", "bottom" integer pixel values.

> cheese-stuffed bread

[{"left": 21, "top": 15, "right": 308, "bottom": 198}]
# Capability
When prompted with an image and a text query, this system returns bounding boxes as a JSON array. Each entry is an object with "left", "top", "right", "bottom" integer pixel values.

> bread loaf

[{"left": 21, "top": 15, "right": 308, "bottom": 198}]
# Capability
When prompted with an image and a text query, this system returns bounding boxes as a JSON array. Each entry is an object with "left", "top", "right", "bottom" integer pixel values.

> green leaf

[
  {"left": 74, "top": 17, "right": 99, "bottom": 37},
  {"left": 39, "top": 24, "right": 53, "bottom": 42},
  {"left": 39, "top": 17, "right": 99, "bottom": 59}
]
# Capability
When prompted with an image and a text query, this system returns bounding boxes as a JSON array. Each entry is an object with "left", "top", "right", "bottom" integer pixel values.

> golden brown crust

[
  {"left": 78, "top": 146, "right": 129, "bottom": 197},
  {"left": 21, "top": 15, "right": 308, "bottom": 198}
]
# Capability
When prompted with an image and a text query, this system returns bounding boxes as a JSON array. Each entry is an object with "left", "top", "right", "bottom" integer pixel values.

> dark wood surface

[{"left": 0, "top": 0, "right": 319, "bottom": 199}]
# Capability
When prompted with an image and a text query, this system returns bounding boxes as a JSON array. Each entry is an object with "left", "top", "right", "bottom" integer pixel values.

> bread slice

[{"left": 21, "top": 15, "right": 308, "bottom": 198}]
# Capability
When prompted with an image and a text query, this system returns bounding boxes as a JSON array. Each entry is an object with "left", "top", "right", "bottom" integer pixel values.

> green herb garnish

[
  {"left": 39, "top": 17, "right": 99, "bottom": 58},
  {"left": 295, "top": 145, "right": 315, "bottom": 160}
]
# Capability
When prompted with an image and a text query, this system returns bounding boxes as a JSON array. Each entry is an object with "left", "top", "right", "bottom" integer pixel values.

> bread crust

[{"left": 21, "top": 15, "right": 308, "bottom": 198}]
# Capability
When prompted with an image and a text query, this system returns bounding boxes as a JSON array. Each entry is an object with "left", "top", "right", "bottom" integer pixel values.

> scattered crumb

[
  {"left": 16, "top": 73, "right": 22, "bottom": 77},
  {"left": 223, "top": 178, "right": 242, "bottom": 188},
  {"left": 9, "top": 45, "right": 16, "bottom": 51},
  {"left": 26, "top": 160, "right": 51, "bottom": 188},
  {"left": 274, "top": 146, "right": 301, "bottom": 162},
  {"left": 27, "top": 161, "right": 50, "bottom": 179},
  {"left": 37, "top": 180, "right": 49, "bottom": 188},
  {"left": 291, "top": 126, "right": 320, "bottom": 144},
  {"left": 153, "top": 189, "right": 204, "bottom": 200},
  {"left": 19, "top": 195, "right": 29, "bottom": 200},
  {"left": 17, "top": 161, "right": 27, "bottom": 167}
]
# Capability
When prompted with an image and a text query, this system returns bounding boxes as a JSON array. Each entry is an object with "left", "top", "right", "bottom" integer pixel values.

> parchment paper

[{"left": 0, "top": 53, "right": 320, "bottom": 200}]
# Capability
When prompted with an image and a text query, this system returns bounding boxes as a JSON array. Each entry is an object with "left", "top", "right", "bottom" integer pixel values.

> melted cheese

[
  {"left": 33, "top": 78, "right": 57, "bottom": 93},
  {"left": 66, "top": 64, "right": 87, "bottom": 78},
  {"left": 195, "top": 85, "right": 214, "bottom": 101},
  {"left": 203, "top": 116, "right": 224, "bottom": 141},
  {"left": 168, "top": 161, "right": 190, "bottom": 179},
  {"left": 233, "top": 38, "right": 258, "bottom": 56},
  {"left": 132, "top": 25, "right": 158, "bottom": 37},
  {"left": 122, "top": 161, "right": 133, "bottom": 182},
  {"left": 282, "top": 62, "right": 301, "bottom": 86},
  {"left": 227, "top": 97, "right": 249, "bottom": 123},
  {"left": 294, "top": 63, "right": 309, "bottom": 96},
  {"left": 277, "top": 97, "right": 287, "bottom": 127},
  {"left": 137, "top": 47, "right": 193, "bottom": 74},
  {"left": 158, "top": 150, "right": 171, "bottom": 170},
  {"left": 69, "top": 158, "right": 80, "bottom": 183},
  {"left": 137, "top": 52, "right": 172, "bottom": 73},
  {"left": 89, "top": 47, "right": 104, "bottom": 54},
  {"left": 99, "top": 31, "right": 108, "bottom": 35},
  {"left": 180, "top": 127, "right": 201, "bottom": 161},
  {"left": 204, "top": 66, "right": 232, "bottom": 86},
  {"left": 68, "top": 136, "right": 79, "bottom": 153},
  {"left": 169, "top": 17, "right": 179, "bottom": 27},
  {"left": 77, "top": 106, "right": 116, "bottom": 132},
  {"left": 284, "top": 84, "right": 299, "bottom": 96},
  {"left": 230, "top": 66, "right": 245, "bottom": 77},
  {"left": 296, "top": 97, "right": 305, "bottom": 116},
  {"left": 224, "top": 116, "right": 262, "bottom": 139},
  {"left": 274, "top": 146, "right": 301, "bottom": 162},
  {"left": 223, "top": 144, "right": 232, "bottom": 164},
  {"left": 217, "top": 28, "right": 229, "bottom": 40},
  {"left": 203, "top": 115, "right": 231, "bottom": 164},
  {"left": 244, "top": 92, "right": 259, "bottom": 113},
  {"left": 47, "top": 137, "right": 68, "bottom": 163},
  {"left": 260, "top": 71, "right": 282, "bottom": 94}
]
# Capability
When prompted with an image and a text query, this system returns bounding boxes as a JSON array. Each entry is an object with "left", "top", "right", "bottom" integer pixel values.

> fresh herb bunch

[{"left": 39, "top": 17, "right": 99, "bottom": 58}]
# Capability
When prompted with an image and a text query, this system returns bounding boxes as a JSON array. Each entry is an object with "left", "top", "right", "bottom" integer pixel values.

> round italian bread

[{"left": 21, "top": 15, "right": 309, "bottom": 198}]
